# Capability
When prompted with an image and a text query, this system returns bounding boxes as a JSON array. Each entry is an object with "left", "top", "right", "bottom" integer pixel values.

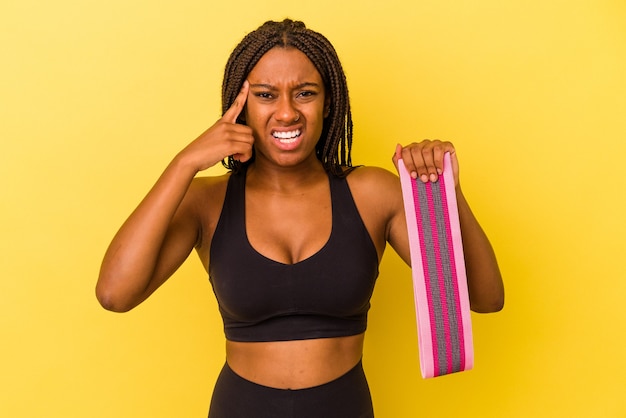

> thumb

[
  {"left": 391, "top": 143, "right": 403, "bottom": 169},
  {"left": 448, "top": 151, "right": 460, "bottom": 188}
]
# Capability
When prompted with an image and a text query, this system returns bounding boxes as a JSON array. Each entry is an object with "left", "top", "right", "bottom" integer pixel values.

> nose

[{"left": 274, "top": 96, "right": 299, "bottom": 123}]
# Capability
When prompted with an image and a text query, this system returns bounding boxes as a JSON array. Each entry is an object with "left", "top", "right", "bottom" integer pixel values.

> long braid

[{"left": 220, "top": 19, "right": 354, "bottom": 176}]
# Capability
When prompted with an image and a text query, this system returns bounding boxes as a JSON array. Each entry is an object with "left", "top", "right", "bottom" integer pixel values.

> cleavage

[{"left": 245, "top": 184, "right": 332, "bottom": 265}]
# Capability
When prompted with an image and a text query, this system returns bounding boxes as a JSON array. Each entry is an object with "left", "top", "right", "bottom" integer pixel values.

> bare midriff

[{"left": 225, "top": 333, "right": 365, "bottom": 389}]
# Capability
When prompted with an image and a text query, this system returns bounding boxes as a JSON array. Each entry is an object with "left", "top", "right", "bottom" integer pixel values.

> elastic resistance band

[{"left": 398, "top": 154, "right": 474, "bottom": 378}]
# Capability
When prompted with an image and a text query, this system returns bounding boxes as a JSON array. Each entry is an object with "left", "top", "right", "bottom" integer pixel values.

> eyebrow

[{"left": 249, "top": 82, "right": 321, "bottom": 90}]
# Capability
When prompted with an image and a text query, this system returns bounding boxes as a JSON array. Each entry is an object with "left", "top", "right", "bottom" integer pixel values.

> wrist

[{"left": 169, "top": 151, "right": 202, "bottom": 179}]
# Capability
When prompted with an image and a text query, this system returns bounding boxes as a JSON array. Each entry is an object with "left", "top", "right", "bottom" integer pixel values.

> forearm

[
  {"left": 96, "top": 155, "right": 198, "bottom": 311},
  {"left": 456, "top": 188, "right": 504, "bottom": 313},
  {"left": 391, "top": 141, "right": 504, "bottom": 312}
]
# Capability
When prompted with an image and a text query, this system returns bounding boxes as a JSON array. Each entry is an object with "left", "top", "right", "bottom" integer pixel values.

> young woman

[{"left": 97, "top": 19, "right": 504, "bottom": 418}]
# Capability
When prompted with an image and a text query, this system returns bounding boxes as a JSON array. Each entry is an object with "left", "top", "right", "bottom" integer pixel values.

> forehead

[{"left": 248, "top": 47, "right": 323, "bottom": 85}]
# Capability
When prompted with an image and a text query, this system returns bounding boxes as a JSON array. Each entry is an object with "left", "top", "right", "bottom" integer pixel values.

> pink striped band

[{"left": 398, "top": 153, "right": 474, "bottom": 378}]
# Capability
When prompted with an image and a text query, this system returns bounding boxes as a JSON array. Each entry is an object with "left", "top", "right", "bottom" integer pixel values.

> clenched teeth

[{"left": 272, "top": 129, "right": 301, "bottom": 140}]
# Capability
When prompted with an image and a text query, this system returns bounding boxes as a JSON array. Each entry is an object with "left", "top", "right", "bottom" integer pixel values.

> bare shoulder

[
  {"left": 189, "top": 172, "right": 231, "bottom": 199},
  {"left": 185, "top": 173, "right": 231, "bottom": 254},
  {"left": 187, "top": 172, "right": 231, "bottom": 217},
  {"left": 344, "top": 166, "right": 404, "bottom": 254},
  {"left": 345, "top": 165, "right": 402, "bottom": 198}
]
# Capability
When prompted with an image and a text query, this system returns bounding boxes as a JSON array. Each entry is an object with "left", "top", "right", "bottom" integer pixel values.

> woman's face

[{"left": 244, "top": 47, "right": 329, "bottom": 169}]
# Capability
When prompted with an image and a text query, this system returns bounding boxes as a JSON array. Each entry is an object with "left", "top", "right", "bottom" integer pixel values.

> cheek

[
  {"left": 243, "top": 106, "right": 253, "bottom": 124},
  {"left": 312, "top": 107, "right": 327, "bottom": 129},
  {"left": 243, "top": 106, "right": 263, "bottom": 129},
  {"left": 244, "top": 109, "right": 271, "bottom": 143}
]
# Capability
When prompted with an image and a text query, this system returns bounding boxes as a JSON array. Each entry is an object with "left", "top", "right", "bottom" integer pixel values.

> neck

[{"left": 246, "top": 157, "right": 327, "bottom": 193}]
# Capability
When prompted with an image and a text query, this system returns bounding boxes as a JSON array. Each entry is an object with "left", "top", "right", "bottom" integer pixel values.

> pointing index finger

[{"left": 223, "top": 80, "right": 249, "bottom": 124}]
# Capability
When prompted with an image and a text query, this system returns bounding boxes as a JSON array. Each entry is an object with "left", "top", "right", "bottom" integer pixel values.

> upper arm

[
  {"left": 145, "top": 174, "right": 229, "bottom": 294},
  {"left": 382, "top": 174, "right": 411, "bottom": 266},
  {"left": 129, "top": 179, "right": 206, "bottom": 305},
  {"left": 149, "top": 193, "right": 202, "bottom": 283}
]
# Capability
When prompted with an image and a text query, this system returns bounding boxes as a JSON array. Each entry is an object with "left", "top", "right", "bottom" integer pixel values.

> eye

[
  {"left": 296, "top": 90, "right": 318, "bottom": 101},
  {"left": 254, "top": 92, "right": 274, "bottom": 100}
]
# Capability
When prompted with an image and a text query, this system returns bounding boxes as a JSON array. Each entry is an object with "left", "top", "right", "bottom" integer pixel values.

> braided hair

[{"left": 221, "top": 19, "right": 353, "bottom": 176}]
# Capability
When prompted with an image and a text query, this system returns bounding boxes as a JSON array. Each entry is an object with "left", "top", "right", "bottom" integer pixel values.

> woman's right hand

[{"left": 178, "top": 81, "right": 254, "bottom": 172}]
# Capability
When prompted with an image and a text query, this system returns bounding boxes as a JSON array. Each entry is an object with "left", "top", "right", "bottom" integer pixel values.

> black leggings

[{"left": 208, "top": 360, "right": 374, "bottom": 418}]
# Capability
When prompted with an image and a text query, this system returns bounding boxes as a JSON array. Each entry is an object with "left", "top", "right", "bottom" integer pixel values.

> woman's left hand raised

[{"left": 392, "top": 140, "right": 460, "bottom": 188}]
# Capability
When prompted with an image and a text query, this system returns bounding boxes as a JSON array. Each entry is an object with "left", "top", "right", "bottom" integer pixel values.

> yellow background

[{"left": 2, "top": 0, "right": 625, "bottom": 416}]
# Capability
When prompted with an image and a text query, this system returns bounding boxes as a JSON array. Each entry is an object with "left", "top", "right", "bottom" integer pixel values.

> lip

[{"left": 270, "top": 126, "right": 303, "bottom": 150}]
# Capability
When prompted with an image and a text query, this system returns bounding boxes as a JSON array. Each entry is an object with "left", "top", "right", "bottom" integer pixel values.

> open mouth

[{"left": 272, "top": 129, "right": 301, "bottom": 144}]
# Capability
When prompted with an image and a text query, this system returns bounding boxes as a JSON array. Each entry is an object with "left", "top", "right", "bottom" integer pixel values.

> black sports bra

[{"left": 208, "top": 167, "right": 379, "bottom": 342}]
